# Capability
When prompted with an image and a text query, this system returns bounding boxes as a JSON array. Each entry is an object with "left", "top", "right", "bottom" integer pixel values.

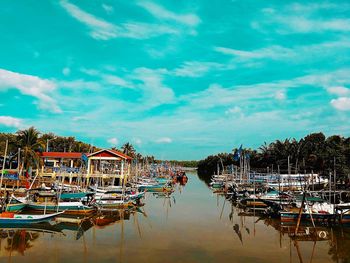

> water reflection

[
  {"left": 1, "top": 174, "right": 350, "bottom": 263},
  {"left": 220, "top": 195, "right": 350, "bottom": 263},
  {"left": 0, "top": 223, "right": 62, "bottom": 256}
]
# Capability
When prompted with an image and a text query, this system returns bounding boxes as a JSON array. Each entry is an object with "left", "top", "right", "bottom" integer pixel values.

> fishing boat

[
  {"left": 265, "top": 173, "right": 328, "bottom": 191},
  {"left": 90, "top": 186, "right": 145, "bottom": 201},
  {"left": 26, "top": 192, "right": 95, "bottom": 214},
  {"left": 0, "top": 222, "right": 63, "bottom": 234},
  {"left": 93, "top": 192, "right": 135, "bottom": 210},
  {"left": 280, "top": 202, "right": 336, "bottom": 223},
  {"left": 2, "top": 195, "right": 27, "bottom": 212},
  {"left": 335, "top": 203, "right": 350, "bottom": 224},
  {"left": 135, "top": 179, "right": 173, "bottom": 193},
  {"left": 0, "top": 211, "right": 64, "bottom": 224}
]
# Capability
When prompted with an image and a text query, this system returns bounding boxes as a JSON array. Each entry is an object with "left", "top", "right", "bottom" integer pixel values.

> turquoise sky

[{"left": 1, "top": 1, "right": 350, "bottom": 160}]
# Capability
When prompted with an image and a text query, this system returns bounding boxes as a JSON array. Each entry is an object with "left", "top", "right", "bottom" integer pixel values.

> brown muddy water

[{"left": 0, "top": 172, "right": 348, "bottom": 263}]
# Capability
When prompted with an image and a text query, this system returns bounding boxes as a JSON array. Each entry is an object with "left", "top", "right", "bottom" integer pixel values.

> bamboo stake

[
  {"left": 0, "top": 140, "right": 9, "bottom": 195},
  {"left": 295, "top": 191, "right": 306, "bottom": 235}
]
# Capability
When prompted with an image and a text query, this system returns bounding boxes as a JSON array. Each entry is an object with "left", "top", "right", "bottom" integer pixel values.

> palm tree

[
  {"left": 16, "top": 127, "right": 43, "bottom": 172},
  {"left": 136, "top": 153, "right": 143, "bottom": 162},
  {"left": 121, "top": 142, "right": 135, "bottom": 157}
]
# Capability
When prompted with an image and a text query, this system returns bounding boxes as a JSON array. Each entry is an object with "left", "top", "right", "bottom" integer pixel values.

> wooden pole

[
  {"left": 278, "top": 165, "right": 281, "bottom": 206},
  {"left": 329, "top": 171, "right": 332, "bottom": 203},
  {"left": 295, "top": 190, "right": 306, "bottom": 234},
  {"left": 334, "top": 157, "right": 336, "bottom": 214},
  {"left": 0, "top": 139, "right": 9, "bottom": 194}
]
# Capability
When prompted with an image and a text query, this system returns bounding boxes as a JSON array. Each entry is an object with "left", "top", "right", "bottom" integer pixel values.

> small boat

[
  {"left": 90, "top": 186, "right": 145, "bottom": 201},
  {"left": 2, "top": 196, "right": 27, "bottom": 212},
  {"left": 26, "top": 192, "right": 95, "bottom": 214},
  {"left": 335, "top": 203, "right": 350, "bottom": 224},
  {"left": 0, "top": 211, "right": 64, "bottom": 224},
  {"left": 280, "top": 202, "right": 336, "bottom": 223},
  {"left": 136, "top": 180, "right": 173, "bottom": 193},
  {"left": 27, "top": 201, "right": 95, "bottom": 214},
  {"left": 0, "top": 222, "right": 63, "bottom": 234},
  {"left": 94, "top": 193, "right": 135, "bottom": 210}
]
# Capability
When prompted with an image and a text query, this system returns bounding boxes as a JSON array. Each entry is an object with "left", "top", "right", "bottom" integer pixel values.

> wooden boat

[
  {"left": 25, "top": 191, "right": 95, "bottom": 214},
  {"left": 280, "top": 203, "right": 336, "bottom": 223},
  {"left": 335, "top": 203, "right": 350, "bottom": 224},
  {"left": 266, "top": 173, "right": 328, "bottom": 191},
  {"left": 92, "top": 187, "right": 145, "bottom": 201},
  {"left": 94, "top": 193, "right": 135, "bottom": 210},
  {"left": 210, "top": 181, "right": 224, "bottom": 189},
  {"left": 138, "top": 184, "right": 173, "bottom": 193},
  {"left": 0, "top": 222, "right": 63, "bottom": 234},
  {"left": 0, "top": 211, "right": 64, "bottom": 224},
  {"left": 26, "top": 201, "right": 95, "bottom": 214},
  {"left": 3, "top": 198, "right": 27, "bottom": 212}
]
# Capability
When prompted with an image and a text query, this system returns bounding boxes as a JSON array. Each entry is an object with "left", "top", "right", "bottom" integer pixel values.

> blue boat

[
  {"left": 0, "top": 211, "right": 64, "bottom": 224},
  {"left": 4, "top": 202, "right": 26, "bottom": 212}
]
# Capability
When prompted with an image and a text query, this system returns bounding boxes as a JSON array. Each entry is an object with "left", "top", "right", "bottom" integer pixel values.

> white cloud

[
  {"left": 180, "top": 69, "right": 350, "bottom": 114},
  {"left": 102, "top": 4, "right": 114, "bottom": 14},
  {"left": 102, "top": 74, "right": 133, "bottom": 88},
  {"left": 174, "top": 61, "right": 224, "bottom": 77},
  {"left": 121, "top": 22, "right": 179, "bottom": 39},
  {"left": 0, "top": 68, "right": 62, "bottom": 113},
  {"left": 62, "top": 67, "right": 71, "bottom": 76},
  {"left": 133, "top": 138, "right": 142, "bottom": 145},
  {"left": 155, "top": 137, "right": 172, "bottom": 143},
  {"left": 60, "top": 0, "right": 183, "bottom": 40},
  {"left": 225, "top": 106, "right": 243, "bottom": 116},
  {"left": 275, "top": 90, "right": 286, "bottom": 100},
  {"left": 80, "top": 68, "right": 99, "bottom": 76},
  {"left": 72, "top": 116, "right": 89, "bottom": 121},
  {"left": 256, "top": 4, "right": 350, "bottom": 34},
  {"left": 133, "top": 67, "right": 175, "bottom": 107},
  {"left": 214, "top": 45, "right": 295, "bottom": 60},
  {"left": 60, "top": 0, "right": 118, "bottom": 40},
  {"left": 331, "top": 97, "right": 350, "bottom": 111},
  {"left": 286, "top": 17, "right": 350, "bottom": 33},
  {"left": 0, "top": 116, "right": 23, "bottom": 128},
  {"left": 327, "top": 86, "right": 350, "bottom": 96},
  {"left": 58, "top": 79, "right": 101, "bottom": 90},
  {"left": 107, "top": 137, "right": 119, "bottom": 145},
  {"left": 137, "top": 1, "right": 201, "bottom": 27}
]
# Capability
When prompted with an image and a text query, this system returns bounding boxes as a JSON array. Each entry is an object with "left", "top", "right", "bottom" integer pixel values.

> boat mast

[
  {"left": 333, "top": 156, "right": 336, "bottom": 214},
  {"left": 0, "top": 139, "right": 9, "bottom": 195}
]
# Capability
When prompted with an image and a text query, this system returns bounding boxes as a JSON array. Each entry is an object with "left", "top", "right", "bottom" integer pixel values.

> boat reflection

[
  {"left": 0, "top": 223, "right": 63, "bottom": 256},
  {"left": 93, "top": 208, "right": 135, "bottom": 228},
  {"left": 221, "top": 199, "right": 350, "bottom": 263}
]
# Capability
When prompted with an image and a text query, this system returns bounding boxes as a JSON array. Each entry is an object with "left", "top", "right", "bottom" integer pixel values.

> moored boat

[{"left": 0, "top": 211, "right": 64, "bottom": 224}]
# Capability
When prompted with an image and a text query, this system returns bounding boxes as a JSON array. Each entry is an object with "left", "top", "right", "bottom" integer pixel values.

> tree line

[
  {"left": 0, "top": 127, "right": 154, "bottom": 171},
  {"left": 197, "top": 132, "right": 350, "bottom": 181}
]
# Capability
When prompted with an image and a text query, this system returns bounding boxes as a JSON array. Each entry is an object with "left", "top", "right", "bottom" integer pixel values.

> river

[{"left": 0, "top": 172, "right": 348, "bottom": 262}]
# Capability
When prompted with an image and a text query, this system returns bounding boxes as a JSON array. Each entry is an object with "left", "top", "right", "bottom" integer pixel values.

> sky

[{"left": 1, "top": 0, "right": 350, "bottom": 160}]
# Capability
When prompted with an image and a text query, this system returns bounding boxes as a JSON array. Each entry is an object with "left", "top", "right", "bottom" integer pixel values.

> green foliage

[
  {"left": 0, "top": 129, "right": 151, "bottom": 165},
  {"left": 166, "top": 160, "right": 199, "bottom": 168},
  {"left": 121, "top": 142, "right": 136, "bottom": 157},
  {"left": 198, "top": 132, "right": 350, "bottom": 181}
]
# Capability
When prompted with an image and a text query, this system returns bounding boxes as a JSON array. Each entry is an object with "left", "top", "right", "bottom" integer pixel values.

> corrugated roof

[
  {"left": 39, "top": 152, "right": 83, "bottom": 159},
  {"left": 87, "top": 149, "right": 132, "bottom": 160}
]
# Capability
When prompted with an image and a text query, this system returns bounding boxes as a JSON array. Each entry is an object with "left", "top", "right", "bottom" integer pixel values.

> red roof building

[
  {"left": 39, "top": 152, "right": 83, "bottom": 159},
  {"left": 87, "top": 149, "right": 132, "bottom": 160}
]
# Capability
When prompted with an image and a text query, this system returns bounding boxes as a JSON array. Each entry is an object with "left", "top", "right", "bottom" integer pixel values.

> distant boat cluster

[
  {"left": 0, "top": 148, "right": 188, "bottom": 226},
  {"left": 209, "top": 164, "right": 350, "bottom": 227}
]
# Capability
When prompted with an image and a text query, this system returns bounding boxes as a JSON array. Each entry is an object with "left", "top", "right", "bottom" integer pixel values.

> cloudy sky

[{"left": 1, "top": 0, "right": 350, "bottom": 160}]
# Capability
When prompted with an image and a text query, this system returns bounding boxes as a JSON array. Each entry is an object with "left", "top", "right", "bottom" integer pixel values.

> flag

[
  {"left": 82, "top": 153, "right": 88, "bottom": 164},
  {"left": 233, "top": 145, "right": 243, "bottom": 161}
]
